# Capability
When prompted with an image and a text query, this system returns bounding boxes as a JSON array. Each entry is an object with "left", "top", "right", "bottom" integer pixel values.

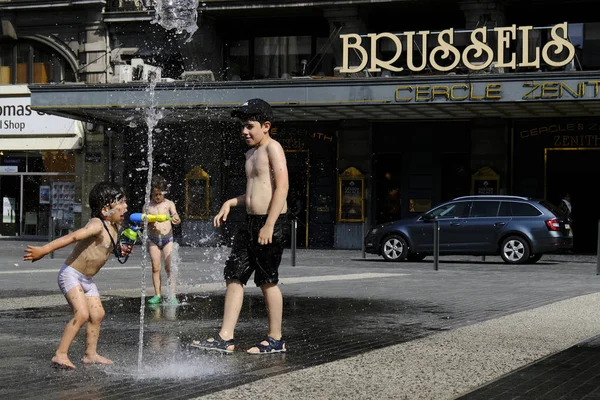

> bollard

[
  {"left": 597, "top": 220, "right": 600, "bottom": 275},
  {"left": 49, "top": 216, "right": 56, "bottom": 259},
  {"left": 362, "top": 219, "right": 367, "bottom": 259},
  {"left": 433, "top": 219, "right": 439, "bottom": 271},
  {"left": 290, "top": 218, "right": 297, "bottom": 267}
]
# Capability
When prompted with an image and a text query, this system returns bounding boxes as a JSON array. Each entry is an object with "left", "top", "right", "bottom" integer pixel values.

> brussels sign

[{"left": 341, "top": 22, "right": 575, "bottom": 73}]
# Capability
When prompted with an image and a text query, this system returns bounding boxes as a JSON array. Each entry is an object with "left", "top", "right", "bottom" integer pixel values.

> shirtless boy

[
  {"left": 146, "top": 175, "right": 181, "bottom": 305},
  {"left": 23, "top": 182, "right": 130, "bottom": 369},
  {"left": 192, "top": 98, "right": 289, "bottom": 354}
]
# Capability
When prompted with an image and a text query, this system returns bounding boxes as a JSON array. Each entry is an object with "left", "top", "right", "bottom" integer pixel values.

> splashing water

[
  {"left": 152, "top": 0, "right": 199, "bottom": 43},
  {"left": 138, "top": 78, "right": 164, "bottom": 372},
  {"left": 165, "top": 242, "right": 180, "bottom": 302}
]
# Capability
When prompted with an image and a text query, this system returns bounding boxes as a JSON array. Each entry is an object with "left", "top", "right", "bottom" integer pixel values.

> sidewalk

[{"left": 1, "top": 241, "right": 599, "bottom": 399}]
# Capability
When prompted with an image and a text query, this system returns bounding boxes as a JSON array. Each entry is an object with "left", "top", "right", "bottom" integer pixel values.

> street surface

[{"left": 1, "top": 239, "right": 600, "bottom": 399}]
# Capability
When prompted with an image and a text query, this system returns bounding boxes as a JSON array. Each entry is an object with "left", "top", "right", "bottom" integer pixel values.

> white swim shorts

[{"left": 57, "top": 264, "right": 99, "bottom": 297}]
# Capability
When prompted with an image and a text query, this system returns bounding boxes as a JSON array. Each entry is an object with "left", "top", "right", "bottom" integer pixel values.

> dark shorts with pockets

[{"left": 224, "top": 214, "right": 286, "bottom": 287}]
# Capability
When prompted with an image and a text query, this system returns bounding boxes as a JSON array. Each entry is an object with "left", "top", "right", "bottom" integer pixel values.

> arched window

[{"left": 0, "top": 40, "right": 76, "bottom": 84}]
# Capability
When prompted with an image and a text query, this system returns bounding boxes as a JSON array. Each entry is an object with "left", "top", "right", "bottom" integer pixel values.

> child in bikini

[
  {"left": 146, "top": 175, "right": 181, "bottom": 305},
  {"left": 23, "top": 182, "right": 131, "bottom": 369}
]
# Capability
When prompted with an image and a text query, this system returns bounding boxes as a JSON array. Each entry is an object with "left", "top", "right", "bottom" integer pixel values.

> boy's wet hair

[
  {"left": 151, "top": 175, "right": 168, "bottom": 192},
  {"left": 89, "top": 182, "right": 126, "bottom": 217}
]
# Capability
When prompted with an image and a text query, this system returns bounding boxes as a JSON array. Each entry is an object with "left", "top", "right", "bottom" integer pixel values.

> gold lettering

[
  {"left": 560, "top": 81, "right": 582, "bottom": 98},
  {"left": 415, "top": 86, "right": 431, "bottom": 101},
  {"left": 539, "top": 126, "right": 548, "bottom": 135},
  {"left": 462, "top": 27, "right": 494, "bottom": 70},
  {"left": 485, "top": 83, "right": 502, "bottom": 99},
  {"left": 553, "top": 136, "right": 561, "bottom": 146},
  {"left": 340, "top": 34, "right": 368, "bottom": 73},
  {"left": 429, "top": 29, "right": 460, "bottom": 71},
  {"left": 450, "top": 84, "right": 469, "bottom": 101},
  {"left": 519, "top": 130, "right": 530, "bottom": 138},
  {"left": 367, "top": 33, "right": 404, "bottom": 72},
  {"left": 395, "top": 86, "right": 413, "bottom": 102},
  {"left": 431, "top": 86, "right": 450, "bottom": 101},
  {"left": 405, "top": 31, "right": 430, "bottom": 72},
  {"left": 469, "top": 84, "right": 484, "bottom": 100},
  {"left": 586, "top": 81, "right": 600, "bottom": 96},
  {"left": 541, "top": 82, "right": 560, "bottom": 99},
  {"left": 494, "top": 25, "right": 517, "bottom": 69},
  {"left": 522, "top": 82, "right": 539, "bottom": 99},
  {"left": 542, "top": 22, "right": 575, "bottom": 67}
]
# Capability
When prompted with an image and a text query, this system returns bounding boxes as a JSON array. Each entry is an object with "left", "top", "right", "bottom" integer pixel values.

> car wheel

[
  {"left": 381, "top": 234, "right": 408, "bottom": 262},
  {"left": 407, "top": 253, "right": 426, "bottom": 262},
  {"left": 500, "top": 235, "right": 530, "bottom": 264},
  {"left": 527, "top": 254, "right": 543, "bottom": 263}
]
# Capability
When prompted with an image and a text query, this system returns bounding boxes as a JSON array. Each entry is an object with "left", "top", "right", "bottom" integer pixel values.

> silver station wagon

[{"left": 364, "top": 195, "right": 573, "bottom": 264}]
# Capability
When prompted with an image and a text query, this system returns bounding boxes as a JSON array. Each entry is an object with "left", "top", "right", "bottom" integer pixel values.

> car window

[
  {"left": 429, "top": 201, "right": 471, "bottom": 219},
  {"left": 499, "top": 202, "right": 512, "bottom": 216},
  {"left": 510, "top": 202, "right": 542, "bottom": 216},
  {"left": 469, "top": 201, "right": 500, "bottom": 217},
  {"left": 538, "top": 200, "right": 565, "bottom": 218}
]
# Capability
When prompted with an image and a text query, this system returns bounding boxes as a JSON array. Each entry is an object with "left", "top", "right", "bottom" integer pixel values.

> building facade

[{"left": 5, "top": 0, "right": 600, "bottom": 253}]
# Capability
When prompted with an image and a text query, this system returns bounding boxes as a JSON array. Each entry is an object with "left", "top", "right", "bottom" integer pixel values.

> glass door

[{"left": 0, "top": 176, "right": 20, "bottom": 236}]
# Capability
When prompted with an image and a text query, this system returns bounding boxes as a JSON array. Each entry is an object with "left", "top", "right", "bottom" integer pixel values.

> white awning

[{"left": 0, "top": 86, "right": 84, "bottom": 150}]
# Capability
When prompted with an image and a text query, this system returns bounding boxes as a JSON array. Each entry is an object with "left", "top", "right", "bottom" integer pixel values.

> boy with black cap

[{"left": 192, "top": 98, "right": 289, "bottom": 354}]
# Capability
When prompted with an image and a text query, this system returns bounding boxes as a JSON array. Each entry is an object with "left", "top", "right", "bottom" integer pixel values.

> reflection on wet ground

[{"left": 0, "top": 294, "right": 452, "bottom": 399}]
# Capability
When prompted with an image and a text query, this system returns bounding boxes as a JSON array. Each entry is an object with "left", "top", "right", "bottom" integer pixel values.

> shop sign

[
  {"left": 338, "top": 167, "right": 365, "bottom": 223},
  {"left": 0, "top": 166, "right": 18, "bottom": 172},
  {"left": 393, "top": 79, "right": 600, "bottom": 103},
  {"left": 517, "top": 121, "right": 600, "bottom": 147},
  {"left": 342, "top": 22, "right": 575, "bottom": 73},
  {"left": 0, "top": 96, "right": 79, "bottom": 135}
]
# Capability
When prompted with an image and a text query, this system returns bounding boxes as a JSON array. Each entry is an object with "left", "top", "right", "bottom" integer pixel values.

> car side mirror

[{"left": 421, "top": 213, "right": 435, "bottom": 222}]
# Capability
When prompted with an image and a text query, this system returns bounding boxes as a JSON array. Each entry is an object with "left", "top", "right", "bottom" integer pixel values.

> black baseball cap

[{"left": 231, "top": 98, "right": 273, "bottom": 121}]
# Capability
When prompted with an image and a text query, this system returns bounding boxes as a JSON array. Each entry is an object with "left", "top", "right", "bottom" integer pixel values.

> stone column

[{"left": 324, "top": 7, "right": 367, "bottom": 71}]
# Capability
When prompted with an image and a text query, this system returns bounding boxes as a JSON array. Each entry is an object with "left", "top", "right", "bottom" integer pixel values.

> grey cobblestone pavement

[{"left": 1, "top": 238, "right": 600, "bottom": 399}]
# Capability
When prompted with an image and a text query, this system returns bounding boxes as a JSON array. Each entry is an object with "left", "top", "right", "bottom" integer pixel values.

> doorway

[
  {"left": 285, "top": 150, "right": 309, "bottom": 248},
  {"left": 545, "top": 148, "right": 600, "bottom": 254},
  {"left": 374, "top": 154, "right": 402, "bottom": 224},
  {"left": 0, "top": 176, "right": 19, "bottom": 236}
]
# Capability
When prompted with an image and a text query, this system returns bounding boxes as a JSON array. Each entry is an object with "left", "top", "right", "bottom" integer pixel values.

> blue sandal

[
  {"left": 190, "top": 334, "right": 235, "bottom": 354},
  {"left": 248, "top": 336, "right": 287, "bottom": 354}
]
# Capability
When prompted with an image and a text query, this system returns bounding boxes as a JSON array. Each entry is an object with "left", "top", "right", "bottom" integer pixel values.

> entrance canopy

[{"left": 28, "top": 71, "right": 600, "bottom": 126}]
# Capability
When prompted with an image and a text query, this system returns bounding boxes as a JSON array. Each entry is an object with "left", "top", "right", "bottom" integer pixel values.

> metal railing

[{"left": 106, "top": 0, "right": 153, "bottom": 12}]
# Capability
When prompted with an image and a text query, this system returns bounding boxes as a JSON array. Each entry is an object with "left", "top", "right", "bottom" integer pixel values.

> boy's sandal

[
  {"left": 190, "top": 334, "right": 235, "bottom": 354},
  {"left": 247, "top": 336, "right": 287, "bottom": 354},
  {"left": 147, "top": 295, "right": 162, "bottom": 304}
]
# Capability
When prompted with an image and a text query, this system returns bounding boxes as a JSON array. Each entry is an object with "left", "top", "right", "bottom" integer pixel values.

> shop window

[
  {"left": 40, "top": 151, "right": 75, "bottom": 173},
  {"left": 254, "top": 36, "right": 312, "bottom": 79},
  {"left": 0, "top": 44, "right": 13, "bottom": 84},
  {"left": 0, "top": 40, "right": 75, "bottom": 84},
  {"left": 225, "top": 34, "right": 332, "bottom": 80}
]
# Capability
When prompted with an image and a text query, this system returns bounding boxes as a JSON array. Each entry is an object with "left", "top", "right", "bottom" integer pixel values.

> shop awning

[
  {"left": 28, "top": 71, "right": 600, "bottom": 127},
  {"left": 0, "top": 85, "right": 83, "bottom": 150}
]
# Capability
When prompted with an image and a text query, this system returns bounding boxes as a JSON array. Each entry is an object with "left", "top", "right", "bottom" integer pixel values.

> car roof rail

[{"left": 452, "top": 195, "right": 530, "bottom": 201}]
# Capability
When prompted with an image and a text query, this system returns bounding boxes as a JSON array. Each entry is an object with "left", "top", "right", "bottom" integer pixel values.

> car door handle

[
  {"left": 494, "top": 222, "right": 506, "bottom": 227},
  {"left": 450, "top": 222, "right": 461, "bottom": 227}
]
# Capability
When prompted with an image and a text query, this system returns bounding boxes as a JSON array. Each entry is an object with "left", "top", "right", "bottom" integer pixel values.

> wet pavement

[
  {"left": 1, "top": 294, "right": 451, "bottom": 399},
  {"left": 2, "top": 239, "right": 600, "bottom": 399}
]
